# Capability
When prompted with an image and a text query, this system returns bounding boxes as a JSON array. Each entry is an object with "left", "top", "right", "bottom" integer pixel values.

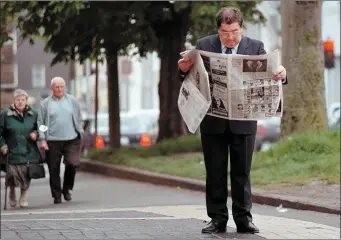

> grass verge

[{"left": 86, "top": 129, "right": 340, "bottom": 186}]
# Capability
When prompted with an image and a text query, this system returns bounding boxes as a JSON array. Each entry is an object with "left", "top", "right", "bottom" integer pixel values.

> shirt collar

[
  {"left": 221, "top": 42, "right": 240, "bottom": 53},
  {"left": 52, "top": 95, "right": 65, "bottom": 101}
]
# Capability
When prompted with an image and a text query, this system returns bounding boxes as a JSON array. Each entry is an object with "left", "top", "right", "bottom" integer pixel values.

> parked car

[
  {"left": 82, "top": 109, "right": 159, "bottom": 153},
  {"left": 254, "top": 117, "right": 281, "bottom": 152},
  {"left": 82, "top": 113, "right": 110, "bottom": 153},
  {"left": 120, "top": 109, "right": 159, "bottom": 147}
]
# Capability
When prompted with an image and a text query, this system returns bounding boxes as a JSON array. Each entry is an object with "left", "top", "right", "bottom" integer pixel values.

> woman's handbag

[
  {"left": 27, "top": 140, "right": 46, "bottom": 179},
  {"left": 28, "top": 162, "right": 46, "bottom": 179}
]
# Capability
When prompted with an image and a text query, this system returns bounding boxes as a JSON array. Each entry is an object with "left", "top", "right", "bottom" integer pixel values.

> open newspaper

[{"left": 178, "top": 49, "right": 283, "bottom": 133}]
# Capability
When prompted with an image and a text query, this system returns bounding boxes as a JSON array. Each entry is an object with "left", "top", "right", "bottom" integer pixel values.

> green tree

[
  {"left": 142, "top": 1, "right": 265, "bottom": 141},
  {"left": 0, "top": 2, "right": 13, "bottom": 47},
  {"left": 280, "top": 0, "right": 327, "bottom": 137},
  {"left": 2, "top": 1, "right": 266, "bottom": 144},
  {"left": 3, "top": 1, "right": 152, "bottom": 148}
]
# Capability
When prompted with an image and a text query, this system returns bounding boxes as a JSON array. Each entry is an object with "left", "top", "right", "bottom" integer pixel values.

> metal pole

[
  {"left": 94, "top": 58, "right": 99, "bottom": 138},
  {"left": 85, "top": 59, "right": 91, "bottom": 116}
]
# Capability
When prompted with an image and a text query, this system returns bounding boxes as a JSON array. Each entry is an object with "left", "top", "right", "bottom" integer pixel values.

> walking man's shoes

[
  {"left": 236, "top": 222, "right": 259, "bottom": 234},
  {"left": 63, "top": 190, "right": 72, "bottom": 201},
  {"left": 202, "top": 220, "right": 227, "bottom": 234},
  {"left": 54, "top": 197, "right": 62, "bottom": 204}
]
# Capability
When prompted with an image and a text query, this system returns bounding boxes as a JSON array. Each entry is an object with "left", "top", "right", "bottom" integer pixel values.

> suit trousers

[
  {"left": 200, "top": 123, "right": 256, "bottom": 225},
  {"left": 46, "top": 136, "right": 81, "bottom": 199}
]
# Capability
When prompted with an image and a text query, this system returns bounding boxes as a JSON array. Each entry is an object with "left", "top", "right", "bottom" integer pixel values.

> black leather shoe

[
  {"left": 236, "top": 222, "right": 259, "bottom": 234},
  {"left": 54, "top": 198, "right": 62, "bottom": 204},
  {"left": 63, "top": 190, "right": 72, "bottom": 201},
  {"left": 202, "top": 220, "right": 227, "bottom": 234}
]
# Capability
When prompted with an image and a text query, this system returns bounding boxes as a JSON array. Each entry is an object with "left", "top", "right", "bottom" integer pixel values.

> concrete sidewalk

[
  {"left": 79, "top": 160, "right": 340, "bottom": 215},
  {"left": 1, "top": 170, "right": 339, "bottom": 239},
  {"left": 2, "top": 205, "right": 340, "bottom": 239}
]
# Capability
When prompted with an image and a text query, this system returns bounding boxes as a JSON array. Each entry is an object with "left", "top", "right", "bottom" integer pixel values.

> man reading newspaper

[{"left": 178, "top": 7, "right": 288, "bottom": 234}]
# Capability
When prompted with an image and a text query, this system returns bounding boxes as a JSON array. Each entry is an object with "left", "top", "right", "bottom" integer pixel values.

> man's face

[
  {"left": 51, "top": 80, "right": 65, "bottom": 98},
  {"left": 218, "top": 22, "right": 242, "bottom": 48}
]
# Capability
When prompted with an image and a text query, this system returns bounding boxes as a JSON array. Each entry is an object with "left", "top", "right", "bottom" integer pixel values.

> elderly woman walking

[{"left": 0, "top": 89, "right": 40, "bottom": 208}]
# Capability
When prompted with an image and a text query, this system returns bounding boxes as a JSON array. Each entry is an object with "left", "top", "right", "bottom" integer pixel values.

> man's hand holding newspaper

[{"left": 177, "top": 49, "right": 284, "bottom": 133}]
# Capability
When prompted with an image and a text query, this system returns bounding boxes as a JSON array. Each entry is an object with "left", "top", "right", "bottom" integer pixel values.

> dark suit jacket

[{"left": 180, "top": 34, "right": 288, "bottom": 135}]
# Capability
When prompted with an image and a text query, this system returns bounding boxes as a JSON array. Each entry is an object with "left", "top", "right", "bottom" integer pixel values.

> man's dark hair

[{"left": 216, "top": 7, "right": 243, "bottom": 28}]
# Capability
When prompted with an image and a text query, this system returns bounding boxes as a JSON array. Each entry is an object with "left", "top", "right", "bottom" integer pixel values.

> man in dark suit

[{"left": 178, "top": 7, "right": 288, "bottom": 234}]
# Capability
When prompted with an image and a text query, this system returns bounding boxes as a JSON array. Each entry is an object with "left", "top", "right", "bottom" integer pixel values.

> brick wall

[
  {"left": 0, "top": 90, "right": 13, "bottom": 109},
  {"left": 1, "top": 26, "right": 15, "bottom": 109}
]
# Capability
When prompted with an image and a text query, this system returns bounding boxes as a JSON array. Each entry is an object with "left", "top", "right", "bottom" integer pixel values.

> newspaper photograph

[{"left": 178, "top": 49, "right": 283, "bottom": 132}]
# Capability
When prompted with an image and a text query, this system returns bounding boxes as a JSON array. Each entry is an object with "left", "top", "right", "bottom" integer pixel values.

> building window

[{"left": 31, "top": 64, "right": 46, "bottom": 88}]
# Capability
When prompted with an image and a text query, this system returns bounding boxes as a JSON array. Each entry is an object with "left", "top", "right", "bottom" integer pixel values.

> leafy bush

[
  {"left": 87, "top": 135, "right": 202, "bottom": 161},
  {"left": 252, "top": 129, "right": 340, "bottom": 185}
]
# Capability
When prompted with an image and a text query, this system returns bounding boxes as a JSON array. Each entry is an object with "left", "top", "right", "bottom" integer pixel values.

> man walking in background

[
  {"left": 38, "top": 77, "right": 84, "bottom": 204},
  {"left": 178, "top": 7, "right": 287, "bottom": 234}
]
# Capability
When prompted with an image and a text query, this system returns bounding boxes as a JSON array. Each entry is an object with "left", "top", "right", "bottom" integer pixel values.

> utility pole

[
  {"left": 85, "top": 59, "right": 91, "bottom": 116},
  {"left": 94, "top": 57, "right": 99, "bottom": 137}
]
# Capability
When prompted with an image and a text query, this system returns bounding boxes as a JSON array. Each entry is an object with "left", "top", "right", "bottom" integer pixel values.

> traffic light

[{"left": 324, "top": 38, "right": 335, "bottom": 69}]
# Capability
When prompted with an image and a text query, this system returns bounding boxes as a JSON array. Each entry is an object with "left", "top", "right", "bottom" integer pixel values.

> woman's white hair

[{"left": 13, "top": 88, "right": 29, "bottom": 99}]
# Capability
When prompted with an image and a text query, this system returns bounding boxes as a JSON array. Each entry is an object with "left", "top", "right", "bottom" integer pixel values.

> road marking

[
  {"left": 2, "top": 217, "right": 176, "bottom": 222},
  {"left": 1, "top": 207, "right": 139, "bottom": 215}
]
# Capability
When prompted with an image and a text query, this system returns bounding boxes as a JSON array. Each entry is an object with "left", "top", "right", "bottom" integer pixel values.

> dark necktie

[{"left": 225, "top": 47, "right": 232, "bottom": 54}]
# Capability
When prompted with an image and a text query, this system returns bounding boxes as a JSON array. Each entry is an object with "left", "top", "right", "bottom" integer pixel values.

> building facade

[
  {"left": 15, "top": 30, "right": 72, "bottom": 109},
  {"left": 0, "top": 26, "right": 18, "bottom": 109},
  {"left": 1, "top": 28, "right": 72, "bottom": 110}
]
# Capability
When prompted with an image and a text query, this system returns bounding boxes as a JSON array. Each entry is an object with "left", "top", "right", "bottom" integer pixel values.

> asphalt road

[{"left": 0, "top": 164, "right": 339, "bottom": 239}]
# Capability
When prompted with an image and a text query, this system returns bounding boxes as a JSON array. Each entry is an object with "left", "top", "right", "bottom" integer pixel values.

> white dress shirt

[{"left": 221, "top": 43, "right": 239, "bottom": 54}]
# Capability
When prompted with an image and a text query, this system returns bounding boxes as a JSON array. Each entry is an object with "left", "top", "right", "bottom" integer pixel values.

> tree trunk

[
  {"left": 106, "top": 50, "right": 121, "bottom": 148},
  {"left": 280, "top": 0, "right": 327, "bottom": 137},
  {"left": 157, "top": 7, "right": 191, "bottom": 142}
]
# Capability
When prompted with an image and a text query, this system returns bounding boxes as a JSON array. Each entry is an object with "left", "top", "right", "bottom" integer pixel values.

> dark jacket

[
  {"left": 0, "top": 105, "right": 39, "bottom": 165},
  {"left": 180, "top": 35, "right": 288, "bottom": 135}
]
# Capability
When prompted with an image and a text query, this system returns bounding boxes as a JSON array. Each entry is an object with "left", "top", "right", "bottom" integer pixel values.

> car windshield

[
  {"left": 121, "top": 116, "right": 141, "bottom": 134},
  {"left": 97, "top": 116, "right": 108, "bottom": 127},
  {"left": 121, "top": 113, "right": 158, "bottom": 134},
  {"left": 89, "top": 112, "right": 159, "bottom": 134},
  {"left": 90, "top": 115, "right": 109, "bottom": 134}
]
